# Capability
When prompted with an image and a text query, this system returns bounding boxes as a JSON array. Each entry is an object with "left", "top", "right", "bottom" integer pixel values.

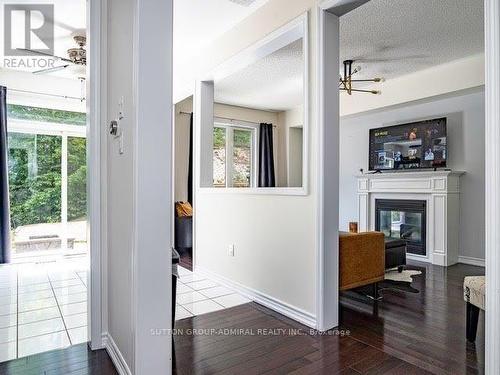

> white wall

[
  {"left": 0, "top": 68, "right": 85, "bottom": 112},
  {"left": 277, "top": 105, "right": 303, "bottom": 187},
  {"left": 106, "top": 0, "right": 135, "bottom": 367},
  {"left": 339, "top": 88, "right": 485, "bottom": 260},
  {"left": 194, "top": 0, "right": 318, "bottom": 318},
  {"left": 105, "top": 0, "right": 173, "bottom": 373}
]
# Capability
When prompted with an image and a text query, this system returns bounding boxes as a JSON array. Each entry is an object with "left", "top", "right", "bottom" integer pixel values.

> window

[{"left": 213, "top": 122, "right": 256, "bottom": 188}]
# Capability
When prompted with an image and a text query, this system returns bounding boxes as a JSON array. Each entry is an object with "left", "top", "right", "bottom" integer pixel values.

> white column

[
  {"left": 317, "top": 7, "right": 340, "bottom": 331},
  {"left": 485, "top": 0, "right": 500, "bottom": 373},
  {"left": 194, "top": 81, "right": 214, "bottom": 188},
  {"left": 133, "top": 0, "right": 173, "bottom": 373}
]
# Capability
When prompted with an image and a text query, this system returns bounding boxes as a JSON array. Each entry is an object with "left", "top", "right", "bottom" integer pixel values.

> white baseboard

[
  {"left": 102, "top": 332, "right": 132, "bottom": 375},
  {"left": 195, "top": 266, "right": 317, "bottom": 329},
  {"left": 458, "top": 256, "right": 485, "bottom": 267}
]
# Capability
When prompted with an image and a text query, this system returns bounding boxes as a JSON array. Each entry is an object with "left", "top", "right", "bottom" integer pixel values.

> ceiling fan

[{"left": 17, "top": 35, "right": 86, "bottom": 75}]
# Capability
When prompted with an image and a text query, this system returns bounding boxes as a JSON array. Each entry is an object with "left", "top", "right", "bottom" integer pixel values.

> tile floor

[
  {"left": 0, "top": 257, "right": 88, "bottom": 362},
  {"left": 0, "top": 260, "right": 247, "bottom": 362},
  {"left": 175, "top": 266, "right": 251, "bottom": 320}
]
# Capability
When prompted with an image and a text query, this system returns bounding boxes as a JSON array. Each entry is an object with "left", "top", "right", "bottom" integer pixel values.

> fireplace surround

[{"left": 357, "top": 171, "right": 464, "bottom": 266}]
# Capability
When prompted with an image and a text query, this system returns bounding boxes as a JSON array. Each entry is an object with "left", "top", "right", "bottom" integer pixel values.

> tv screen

[{"left": 369, "top": 118, "right": 447, "bottom": 171}]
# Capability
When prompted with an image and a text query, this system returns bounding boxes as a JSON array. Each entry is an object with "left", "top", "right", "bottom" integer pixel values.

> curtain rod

[
  {"left": 8, "top": 88, "right": 85, "bottom": 102},
  {"left": 178, "top": 111, "right": 277, "bottom": 127}
]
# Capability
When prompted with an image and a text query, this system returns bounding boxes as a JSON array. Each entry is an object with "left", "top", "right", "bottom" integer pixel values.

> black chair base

[{"left": 466, "top": 302, "right": 480, "bottom": 342}]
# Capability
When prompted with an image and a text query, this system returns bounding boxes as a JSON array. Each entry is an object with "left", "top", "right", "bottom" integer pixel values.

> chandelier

[{"left": 339, "top": 60, "right": 383, "bottom": 95}]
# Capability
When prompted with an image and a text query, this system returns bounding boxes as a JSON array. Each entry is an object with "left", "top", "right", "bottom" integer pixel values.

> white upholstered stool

[{"left": 463, "top": 276, "right": 485, "bottom": 342}]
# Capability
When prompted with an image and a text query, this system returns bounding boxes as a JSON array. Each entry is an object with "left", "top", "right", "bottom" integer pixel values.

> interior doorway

[
  {"left": 318, "top": 0, "right": 497, "bottom": 373},
  {"left": 0, "top": 0, "right": 92, "bottom": 361}
]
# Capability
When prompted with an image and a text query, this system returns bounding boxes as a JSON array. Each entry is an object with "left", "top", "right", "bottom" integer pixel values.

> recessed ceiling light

[{"left": 227, "top": 0, "right": 258, "bottom": 6}]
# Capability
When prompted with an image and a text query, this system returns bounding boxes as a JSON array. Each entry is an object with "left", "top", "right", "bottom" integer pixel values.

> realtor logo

[{"left": 4, "top": 4, "right": 54, "bottom": 56}]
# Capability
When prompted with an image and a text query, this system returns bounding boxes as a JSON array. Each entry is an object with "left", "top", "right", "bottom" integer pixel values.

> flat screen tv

[{"left": 369, "top": 118, "right": 447, "bottom": 171}]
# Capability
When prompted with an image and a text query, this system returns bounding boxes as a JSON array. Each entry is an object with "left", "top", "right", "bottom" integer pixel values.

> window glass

[
  {"left": 213, "top": 127, "right": 226, "bottom": 187},
  {"left": 67, "top": 137, "right": 87, "bottom": 251},
  {"left": 8, "top": 133, "right": 63, "bottom": 253},
  {"left": 232, "top": 128, "right": 252, "bottom": 188},
  {"left": 7, "top": 104, "right": 86, "bottom": 126}
]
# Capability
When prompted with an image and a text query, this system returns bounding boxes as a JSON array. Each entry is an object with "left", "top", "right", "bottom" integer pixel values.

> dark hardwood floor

[
  {"left": 0, "top": 343, "right": 117, "bottom": 375},
  {"left": 173, "top": 261, "right": 485, "bottom": 374}
]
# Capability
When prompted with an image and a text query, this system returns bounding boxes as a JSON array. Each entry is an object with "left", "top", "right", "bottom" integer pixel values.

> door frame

[
  {"left": 317, "top": 0, "right": 500, "bottom": 373},
  {"left": 484, "top": 0, "right": 500, "bottom": 372},
  {"left": 87, "top": 0, "right": 106, "bottom": 350}
]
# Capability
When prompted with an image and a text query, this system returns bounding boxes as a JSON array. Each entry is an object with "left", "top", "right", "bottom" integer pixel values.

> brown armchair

[{"left": 339, "top": 231, "right": 385, "bottom": 291}]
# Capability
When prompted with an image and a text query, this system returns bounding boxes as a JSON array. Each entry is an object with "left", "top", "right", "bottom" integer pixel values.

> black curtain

[
  {"left": 258, "top": 123, "right": 276, "bottom": 187},
  {"left": 187, "top": 113, "right": 193, "bottom": 204},
  {"left": 0, "top": 87, "right": 10, "bottom": 264}
]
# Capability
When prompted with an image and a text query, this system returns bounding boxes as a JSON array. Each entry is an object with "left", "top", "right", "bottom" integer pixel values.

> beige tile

[
  {"left": 0, "top": 314, "right": 16, "bottom": 329},
  {"left": 0, "top": 326, "right": 16, "bottom": 344},
  {"left": 18, "top": 289, "right": 55, "bottom": 303},
  {"left": 0, "top": 341, "right": 16, "bottom": 362},
  {"left": 53, "top": 284, "right": 87, "bottom": 297},
  {"left": 18, "top": 331, "right": 70, "bottom": 358},
  {"left": 56, "top": 292, "right": 87, "bottom": 306},
  {"left": 213, "top": 294, "right": 250, "bottom": 308},
  {"left": 18, "top": 307, "right": 61, "bottom": 325},
  {"left": 18, "top": 283, "right": 52, "bottom": 294},
  {"left": 60, "top": 302, "right": 87, "bottom": 317},
  {"left": 187, "top": 280, "right": 219, "bottom": 291},
  {"left": 68, "top": 326, "right": 87, "bottom": 345},
  {"left": 199, "top": 286, "right": 234, "bottom": 299},
  {"left": 19, "top": 297, "right": 57, "bottom": 312},
  {"left": 177, "top": 291, "right": 208, "bottom": 305},
  {"left": 183, "top": 299, "right": 225, "bottom": 316},
  {"left": 0, "top": 304, "right": 17, "bottom": 316},
  {"left": 63, "top": 312, "right": 87, "bottom": 329},
  {"left": 175, "top": 305, "right": 193, "bottom": 320},
  {"left": 50, "top": 278, "right": 83, "bottom": 289},
  {"left": 18, "top": 317, "right": 65, "bottom": 339}
]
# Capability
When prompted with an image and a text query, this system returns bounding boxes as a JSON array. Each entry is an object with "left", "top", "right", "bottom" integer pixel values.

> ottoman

[
  {"left": 385, "top": 238, "right": 407, "bottom": 272},
  {"left": 463, "top": 276, "right": 485, "bottom": 342}
]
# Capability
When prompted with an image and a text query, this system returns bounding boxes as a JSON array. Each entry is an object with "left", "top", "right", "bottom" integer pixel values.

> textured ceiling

[
  {"left": 214, "top": 39, "right": 304, "bottom": 111},
  {"left": 340, "top": 0, "right": 484, "bottom": 81},
  {"left": 214, "top": 0, "right": 484, "bottom": 110}
]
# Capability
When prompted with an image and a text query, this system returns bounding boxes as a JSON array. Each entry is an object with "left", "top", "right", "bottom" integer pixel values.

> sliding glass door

[{"left": 6, "top": 105, "right": 86, "bottom": 260}]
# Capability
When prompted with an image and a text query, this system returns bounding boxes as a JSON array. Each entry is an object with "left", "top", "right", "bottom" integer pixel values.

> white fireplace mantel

[{"left": 357, "top": 170, "right": 465, "bottom": 266}]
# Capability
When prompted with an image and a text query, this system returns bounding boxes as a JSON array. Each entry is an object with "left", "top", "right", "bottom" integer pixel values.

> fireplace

[{"left": 375, "top": 199, "right": 427, "bottom": 256}]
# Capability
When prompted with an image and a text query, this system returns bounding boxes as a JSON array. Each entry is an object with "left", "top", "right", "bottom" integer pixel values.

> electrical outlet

[{"left": 228, "top": 244, "right": 235, "bottom": 257}]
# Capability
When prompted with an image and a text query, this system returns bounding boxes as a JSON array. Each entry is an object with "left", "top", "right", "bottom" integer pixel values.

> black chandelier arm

[
  {"left": 350, "top": 78, "right": 383, "bottom": 82},
  {"left": 340, "top": 88, "right": 380, "bottom": 94}
]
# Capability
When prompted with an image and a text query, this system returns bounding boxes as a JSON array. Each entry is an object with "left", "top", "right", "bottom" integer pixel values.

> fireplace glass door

[{"left": 375, "top": 199, "right": 427, "bottom": 256}]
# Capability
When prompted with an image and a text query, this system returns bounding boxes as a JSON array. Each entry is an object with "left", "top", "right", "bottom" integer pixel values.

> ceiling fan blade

[
  {"left": 16, "top": 48, "right": 74, "bottom": 63},
  {"left": 33, "top": 65, "right": 70, "bottom": 75}
]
